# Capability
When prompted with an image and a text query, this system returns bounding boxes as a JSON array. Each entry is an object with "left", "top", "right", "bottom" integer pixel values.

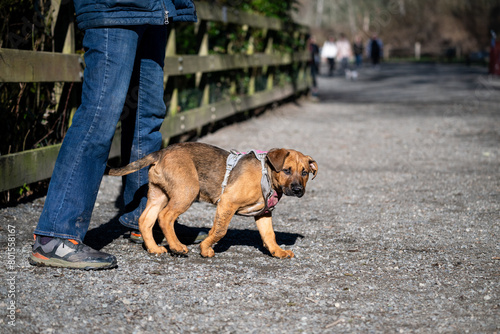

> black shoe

[{"left": 29, "top": 235, "right": 117, "bottom": 270}]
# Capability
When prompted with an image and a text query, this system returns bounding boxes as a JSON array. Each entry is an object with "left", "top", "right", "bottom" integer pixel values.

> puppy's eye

[
  {"left": 302, "top": 170, "right": 308, "bottom": 177},
  {"left": 282, "top": 168, "right": 291, "bottom": 175}
]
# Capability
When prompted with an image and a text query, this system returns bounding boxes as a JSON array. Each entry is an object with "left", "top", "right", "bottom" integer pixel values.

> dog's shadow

[
  {"left": 213, "top": 229, "right": 304, "bottom": 256},
  {"left": 84, "top": 216, "right": 304, "bottom": 257}
]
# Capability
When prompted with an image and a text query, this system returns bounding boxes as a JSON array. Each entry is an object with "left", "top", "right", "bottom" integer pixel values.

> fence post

[
  {"left": 196, "top": 20, "right": 210, "bottom": 106},
  {"left": 264, "top": 29, "right": 275, "bottom": 91},
  {"left": 51, "top": 0, "right": 78, "bottom": 127}
]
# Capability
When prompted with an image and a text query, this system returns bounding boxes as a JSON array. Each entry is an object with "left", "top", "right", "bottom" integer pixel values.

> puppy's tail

[{"left": 107, "top": 151, "right": 162, "bottom": 176}]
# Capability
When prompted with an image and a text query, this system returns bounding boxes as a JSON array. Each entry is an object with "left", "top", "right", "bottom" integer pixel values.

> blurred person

[
  {"left": 353, "top": 36, "right": 364, "bottom": 67},
  {"left": 321, "top": 35, "right": 338, "bottom": 76},
  {"left": 367, "top": 34, "right": 383, "bottom": 66},
  {"left": 308, "top": 36, "right": 320, "bottom": 97},
  {"left": 336, "top": 33, "right": 353, "bottom": 78}
]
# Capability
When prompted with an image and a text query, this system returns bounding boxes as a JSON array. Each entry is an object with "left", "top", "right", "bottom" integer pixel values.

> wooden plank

[
  {"left": 0, "top": 132, "right": 121, "bottom": 193},
  {"left": 160, "top": 81, "right": 308, "bottom": 137},
  {"left": 0, "top": 49, "right": 82, "bottom": 83},
  {"left": 165, "top": 52, "right": 308, "bottom": 75},
  {"left": 160, "top": 100, "right": 232, "bottom": 137},
  {"left": 0, "top": 49, "right": 308, "bottom": 83},
  {"left": 0, "top": 145, "right": 61, "bottom": 192}
]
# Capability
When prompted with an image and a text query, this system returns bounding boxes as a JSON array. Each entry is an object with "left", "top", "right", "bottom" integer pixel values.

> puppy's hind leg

[
  {"left": 139, "top": 185, "right": 168, "bottom": 254},
  {"left": 157, "top": 185, "right": 199, "bottom": 255}
]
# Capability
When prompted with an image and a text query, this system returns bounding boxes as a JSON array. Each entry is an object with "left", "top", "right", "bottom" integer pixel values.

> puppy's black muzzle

[{"left": 291, "top": 183, "right": 304, "bottom": 198}]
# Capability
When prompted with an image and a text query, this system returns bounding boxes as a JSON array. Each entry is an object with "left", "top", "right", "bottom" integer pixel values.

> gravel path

[{"left": 1, "top": 63, "right": 499, "bottom": 333}]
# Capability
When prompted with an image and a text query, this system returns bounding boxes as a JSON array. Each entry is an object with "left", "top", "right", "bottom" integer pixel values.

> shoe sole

[
  {"left": 129, "top": 233, "right": 144, "bottom": 244},
  {"left": 29, "top": 254, "right": 117, "bottom": 271}
]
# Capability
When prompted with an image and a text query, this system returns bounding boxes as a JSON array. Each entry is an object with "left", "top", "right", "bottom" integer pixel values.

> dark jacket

[{"left": 74, "top": 0, "right": 197, "bottom": 30}]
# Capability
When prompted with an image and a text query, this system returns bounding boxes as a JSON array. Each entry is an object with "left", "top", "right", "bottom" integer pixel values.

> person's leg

[
  {"left": 31, "top": 27, "right": 142, "bottom": 269},
  {"left": 343, "top": 57, "right": 350, "bottom": 75},
  {"left": 119, "top": 25, "right": 169, "bottom": 230},
  {"left": 328, "top": 58, "right": 334, "bottom": 76},
  {"left": 35, "top": 27, "right": 140, "bottom": 241},
  {"left": 310, "top": 63, "right": 318, "bottom": 96},
  {"left": 356, "top": 54, "right": 362, "bottom": 67}
]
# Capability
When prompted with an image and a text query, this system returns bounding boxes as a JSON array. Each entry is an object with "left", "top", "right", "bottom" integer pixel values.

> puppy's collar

[{"left": 219, "top": 150, "right": 280, "bottom": 216}]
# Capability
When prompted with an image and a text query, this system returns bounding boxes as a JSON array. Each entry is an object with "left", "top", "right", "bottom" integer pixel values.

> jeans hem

[
  {"left": 119, "top": 216, "right": 139, "bottom": 230},
  {"left": 33, "top": 230, "right": 82, "bottom": 243}
]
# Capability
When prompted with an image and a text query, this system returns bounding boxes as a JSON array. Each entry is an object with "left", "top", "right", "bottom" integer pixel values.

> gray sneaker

[
  {"left": 193, "top": 231, "right": 209, "bottom": 244},
  {"left": 29, "top": 235, "right": 117, "bottom": 270},
  {"left": 129, "top": 230, "right": 145, "bottom": 244}
]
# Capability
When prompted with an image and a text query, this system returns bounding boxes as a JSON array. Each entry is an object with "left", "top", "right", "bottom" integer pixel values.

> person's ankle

[{"left": 37, "top": 235, "right": 54, "bottom": 245}]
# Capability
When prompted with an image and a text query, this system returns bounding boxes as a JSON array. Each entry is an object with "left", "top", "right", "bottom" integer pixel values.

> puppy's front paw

[
  {"left": 148, "top": 245, "right": 168, "bottom": 255},
  {"left": 169, "top": 244, "right": 188, "bottom": 255},
  {"left": 200, "top": 246, "right": 215, "bottom": 258},
  {"left": 271, "top": 249, "right": 295, "bottom": 259}
]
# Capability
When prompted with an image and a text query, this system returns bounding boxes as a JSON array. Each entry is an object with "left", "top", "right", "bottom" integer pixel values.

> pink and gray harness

[{"left": 220, "top": 150, "right": 281, "bottom": 216}]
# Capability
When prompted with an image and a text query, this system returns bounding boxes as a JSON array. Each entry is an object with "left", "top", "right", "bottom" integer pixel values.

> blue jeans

[
  {"left": 355, "top": 54, "right": 362, "bottom": 67},
  {"left": 35, "top": 25, "right": 168, "bottom": 242}
]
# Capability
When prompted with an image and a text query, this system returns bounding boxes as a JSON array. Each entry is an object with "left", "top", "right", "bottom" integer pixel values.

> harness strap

[
  {"left": 220, "top": 150, "right": 246, "bottom": 197},
  {"left": 253, "top": 150, "right": 272, "bottom": 204}
]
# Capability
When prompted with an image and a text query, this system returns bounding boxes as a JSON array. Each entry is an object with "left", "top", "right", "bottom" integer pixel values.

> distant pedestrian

[
  {"left": 336, "top": 33, "right": 353, "bottom": 76},
  {"left": 367, "top": 34, "right": 383, "bottom": 66},
  {"left": 321, "top": 35, "right": 338, "bottom": 76},
  {"left": 309, "top": 36, "right": 320, "bottom": 96},
  {"left": 353, "top": 36, "right": 364, "bottom": 67}
]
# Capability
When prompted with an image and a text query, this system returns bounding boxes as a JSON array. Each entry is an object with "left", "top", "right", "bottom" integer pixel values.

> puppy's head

[{"left": 267, "top": 148, "right": 318, "bottom": 198}]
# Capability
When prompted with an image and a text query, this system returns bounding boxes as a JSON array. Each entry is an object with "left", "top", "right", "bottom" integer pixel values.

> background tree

[{"left": 294, "top": 0, "right": 500, "bottom": 56}]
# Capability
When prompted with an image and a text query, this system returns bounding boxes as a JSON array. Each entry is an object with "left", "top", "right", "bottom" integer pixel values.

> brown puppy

[{"left": 109, "top": 142, "right": 318, "bottom": 258}]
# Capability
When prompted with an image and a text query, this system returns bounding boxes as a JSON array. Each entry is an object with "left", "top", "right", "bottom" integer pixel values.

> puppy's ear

[
  {"left": 307, "top": 157, "right": 318, "bottom": 180},
  {"left": 267, "top": 148, "right": 290, "bottom": 172}
]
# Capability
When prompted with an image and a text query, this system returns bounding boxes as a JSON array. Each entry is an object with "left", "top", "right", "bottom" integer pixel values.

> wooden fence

[{"left": 0, "top": 2, "right": 311, "bottom": 193}]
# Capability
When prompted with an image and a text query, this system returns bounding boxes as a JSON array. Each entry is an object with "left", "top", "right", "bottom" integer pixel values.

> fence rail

[{"left": 0, "top": 2, "right": 310, "bottom": 192}]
